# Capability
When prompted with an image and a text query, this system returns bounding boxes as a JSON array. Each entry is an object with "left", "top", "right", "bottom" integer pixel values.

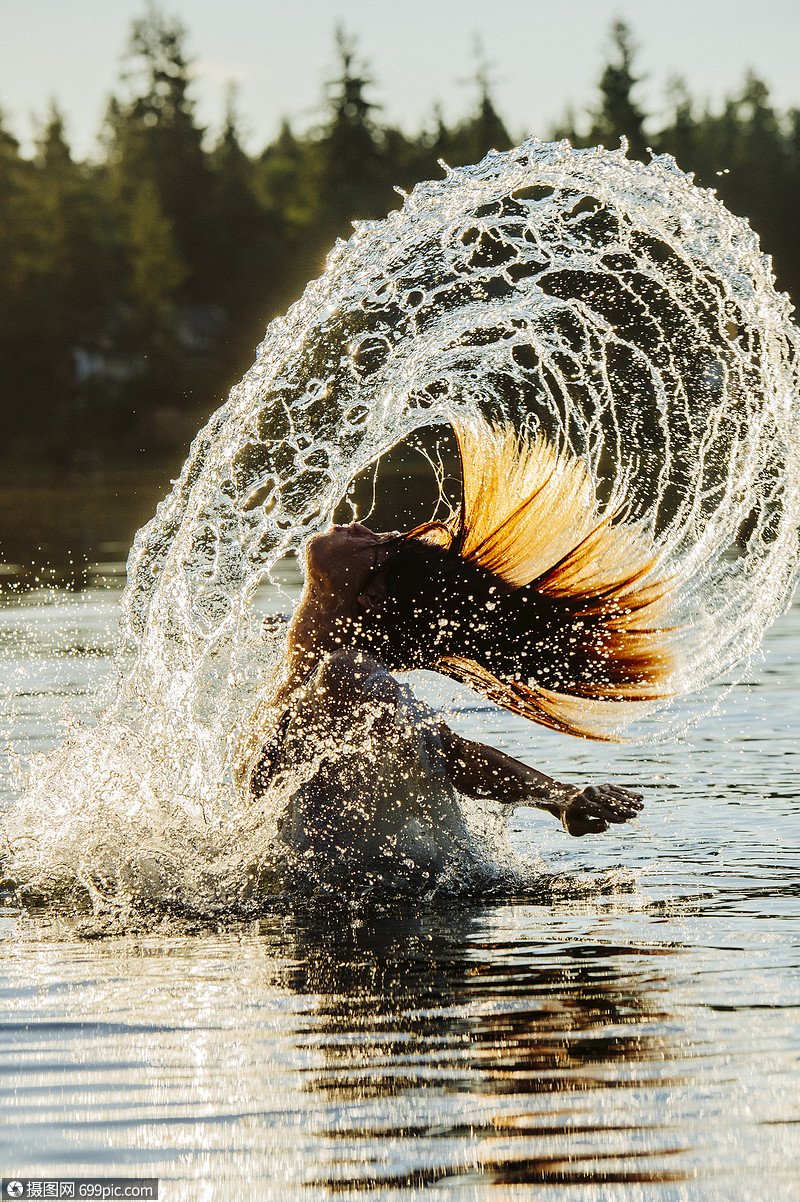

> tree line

[{"left": 1, "top": 13, "right": 799, "bottom": 466}]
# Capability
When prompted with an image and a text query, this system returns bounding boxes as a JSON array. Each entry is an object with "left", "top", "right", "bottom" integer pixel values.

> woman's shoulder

[{"left": 301, "top": 648, "right": 395, "bottom": 705}]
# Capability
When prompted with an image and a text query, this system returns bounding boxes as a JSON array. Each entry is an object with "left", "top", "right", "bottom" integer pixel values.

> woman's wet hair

[{"left": 355, "top": 419, "right": 679, "bottom": 741}]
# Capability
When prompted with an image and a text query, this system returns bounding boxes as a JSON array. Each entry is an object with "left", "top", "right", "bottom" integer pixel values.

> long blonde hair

[{"left": 363, "top": 417, "right": 678, "bottom": 740}]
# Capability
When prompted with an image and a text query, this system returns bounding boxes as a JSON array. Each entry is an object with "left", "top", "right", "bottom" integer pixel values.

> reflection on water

[
  {"left": 1, "top": 900, "right": 798, "bottom": 1197},
  {"left": 1, "top": 586, "right": 799, "bottom": 1197}
]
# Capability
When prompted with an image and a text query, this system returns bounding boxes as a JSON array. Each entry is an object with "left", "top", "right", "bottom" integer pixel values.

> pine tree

[
  {"left": 209, "top": 87, "right": 273, "bottom": 306},
  {"left": 258, "top": 120, "right": 315, "bottom": 235},
  {"left": 206, "top": 88, "right": 286, "bottom": 374},
  {"left": 589, "top": 20, "right": 648, "bottom": 160},
  {"left": 310, "top": 29, "right": 391, "bottom": 241},
  {"left": 254, "top": 121, "right": 321, "bottom": 310},
  {"left": 126, "top": 177, "right": 186, "bottom": 327},
  {"left": 0, "top": 111, "right": 28, "bottom": 304},
  {"left": 707, "top": 77, "right": 792, "bottom": 295},
  {"left": 35, "top": 105, "right": 116, "bottom": 351},
  {"left": 104, "top": 5, "right": 215, "bottom": 299},
  {"left": 455, "top": 42, "right": 513, "bottom": 164},
  {"left": 659, "top": 78, "right": 698, "bottom": 172},
  {"left": 784, "top": 108, "right": 800, "bottom": 296},
  {"left": 0, "top": 111, "right": 40, "bottom": 451}
]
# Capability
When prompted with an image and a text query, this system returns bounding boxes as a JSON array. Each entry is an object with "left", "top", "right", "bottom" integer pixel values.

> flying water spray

[{"left": 5, "top": 138, "right": 800, "bottom": 911}]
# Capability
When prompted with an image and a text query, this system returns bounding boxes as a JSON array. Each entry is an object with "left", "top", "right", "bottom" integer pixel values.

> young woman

[{"left": 247, "top": 418, "right": 677, "bottom": 886}]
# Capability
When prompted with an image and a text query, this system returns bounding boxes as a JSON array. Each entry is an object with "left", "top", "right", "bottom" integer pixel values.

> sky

[{"left": 2, "top": 0, "right": 799, "bottom": 159}]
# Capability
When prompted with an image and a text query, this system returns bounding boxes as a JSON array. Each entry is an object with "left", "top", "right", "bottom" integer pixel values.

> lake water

[{"left": 1, "top": 577, "right": 798, "bottom": 1200}]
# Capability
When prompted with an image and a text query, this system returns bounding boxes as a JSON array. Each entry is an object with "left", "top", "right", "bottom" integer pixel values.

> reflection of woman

[{"left": 248, "top": 419, "right": 677, "bottom": 885}]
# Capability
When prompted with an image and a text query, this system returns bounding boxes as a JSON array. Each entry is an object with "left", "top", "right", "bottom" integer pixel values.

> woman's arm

[
  {"left": 436, "top": 724, "right": 643, "bottom": 836},
  {"left": 276, "top": 650, "right": 643, "bottom": 836}
]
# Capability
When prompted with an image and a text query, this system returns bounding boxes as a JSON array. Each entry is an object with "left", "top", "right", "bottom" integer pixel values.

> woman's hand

[{"left": 558, "top": 783, "right": 644, "bottom": 836}]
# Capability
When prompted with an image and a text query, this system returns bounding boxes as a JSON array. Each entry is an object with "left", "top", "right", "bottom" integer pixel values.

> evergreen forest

[{"left": 2, "top": 13, "right": 799, "bottom": 467}]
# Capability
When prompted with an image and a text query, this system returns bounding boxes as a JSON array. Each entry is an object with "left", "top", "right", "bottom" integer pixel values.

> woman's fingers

[{"left": 563, "top": 782, "right": 644, "bottom": 835}]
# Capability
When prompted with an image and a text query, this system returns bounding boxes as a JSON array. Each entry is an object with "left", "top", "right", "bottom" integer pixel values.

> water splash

[{"left": 5, "top": 139, "right": 800, "bottom": 913}]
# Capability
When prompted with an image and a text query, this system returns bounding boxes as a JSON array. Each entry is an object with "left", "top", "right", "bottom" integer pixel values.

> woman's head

[
  {"left": 286, "top": 523, "right": 404, "bottom": 668},
  {"left": 303, "top": 523, "right": 395, "bottom": 602}
]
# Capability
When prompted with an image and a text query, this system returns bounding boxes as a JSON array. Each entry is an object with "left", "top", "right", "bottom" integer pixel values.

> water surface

[{"left": 2, "top": 585, "right": 798, "bottom": 1199}]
